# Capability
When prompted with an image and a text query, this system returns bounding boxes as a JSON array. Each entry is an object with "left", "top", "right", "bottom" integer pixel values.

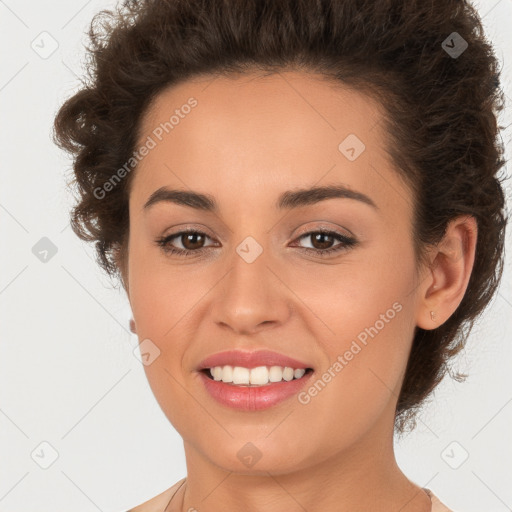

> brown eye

[
  {"left": 293, "top": 229, "right": 358, "bottom": 257},
  {"left": 308, "top": 232, "right": 337, "bottom": 250},
  {"left": 156, "top": 229, "right": 216, "bottom": 256},
  {"left": 156, "top": 228, "right": 357, "bottom": 258},
  {"left": 180, "top": 232, "right": 207, "bottom": 250}
]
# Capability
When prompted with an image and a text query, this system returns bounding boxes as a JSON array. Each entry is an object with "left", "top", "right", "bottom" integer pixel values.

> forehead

[{"left": 131, "top": 70, "right": 406, "bottom": 214}]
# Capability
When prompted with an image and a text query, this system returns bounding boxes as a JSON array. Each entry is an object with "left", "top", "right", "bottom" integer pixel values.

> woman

[{"left": 53, "top": 0, "right": 507, "bottom": 511}]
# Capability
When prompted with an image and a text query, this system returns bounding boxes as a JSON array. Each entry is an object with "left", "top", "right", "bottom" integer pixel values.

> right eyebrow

[{"left": 143, "top": 188, "right": 217, "bottom": 212}]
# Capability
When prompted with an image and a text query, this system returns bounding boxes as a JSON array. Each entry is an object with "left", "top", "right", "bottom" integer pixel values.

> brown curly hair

[{"left": 53, "top": 0, "right": 508, "bottom": 435}]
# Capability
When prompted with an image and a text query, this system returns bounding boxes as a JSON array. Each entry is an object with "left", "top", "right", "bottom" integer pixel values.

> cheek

[
  {"left": 289, "top": 293, "right": 416, "bottom": 456},
  {"left": 288, "top": 244, "right": 417, "bottom": 433},
  {"left": 128, "top": 254, "right": 201, "bottom": 429},
  {"left": 288, "top": 233, "right": 417, "bottom": 346},
  {"left": 127, "top": 235, "right": 195, "bottom": 335}
]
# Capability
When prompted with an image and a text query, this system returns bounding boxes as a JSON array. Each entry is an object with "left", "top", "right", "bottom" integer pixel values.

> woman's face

[{"left": 125, "top": 71, "right": 427, "bottom": 473}]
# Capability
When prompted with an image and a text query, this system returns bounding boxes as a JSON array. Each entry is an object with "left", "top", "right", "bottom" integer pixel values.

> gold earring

[{"left": 430, "top": 311, "right": 436, "bottom": 322}]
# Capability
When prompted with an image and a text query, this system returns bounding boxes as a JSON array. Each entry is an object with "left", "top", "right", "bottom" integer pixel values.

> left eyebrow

[
  {"left": 277, "top": 184, "right": 378, "bottom": 210},
  {"left": 142, "top": 184, "right": 378, "bottom": 212}
]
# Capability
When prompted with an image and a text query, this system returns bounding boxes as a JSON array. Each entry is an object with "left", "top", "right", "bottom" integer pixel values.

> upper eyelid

[
  {"left": 165, "top": 227, "right": 353, "bottom": 246},
  {"left": 161, "top": 218, "right": 355, "bottom": 239},
  {"left": 295, "top": 223, "right": 354, "bottom": 239},
  {"left": 290, "top": 230, "right": 355, "bottom": 249},
  {"left": 166, "top": 230, "right": 218, "bottom": 247}
]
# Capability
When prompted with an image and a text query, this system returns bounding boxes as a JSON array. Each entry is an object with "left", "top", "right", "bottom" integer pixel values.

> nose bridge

[{"left": 211, "top": 233, "right": 290, "bottom": 333}]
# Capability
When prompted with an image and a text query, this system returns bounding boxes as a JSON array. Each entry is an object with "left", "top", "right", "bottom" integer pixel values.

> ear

[
  {"left": 416, "top": 215, "right": 478, "bottom": 329},
  {"left": 113, "top": 242, "right": 136, "bottom": 334},
  {"left": 113, "top": 241, "right": 129, "bottom": 294}
]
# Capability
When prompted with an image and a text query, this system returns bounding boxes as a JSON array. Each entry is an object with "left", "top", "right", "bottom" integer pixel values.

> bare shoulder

[{"left": 127, "top": 477, "right": 186, "bottom": 512}]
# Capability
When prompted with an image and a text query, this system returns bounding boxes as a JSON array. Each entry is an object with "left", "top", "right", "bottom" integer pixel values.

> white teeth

[
  {"left": 221, "top": 365, "right": 233, "bottom": 383},
  {"left": 283, "top": 367, "right": 294, "bottom": 381},
  {"left": 294, "top": 368, "right": 306, "bottom": 379},
  {"left": 232, "top": 366, "right": 250, "bottom": 385},
  {"left": 250, "top": 366, "right": 268, "bottom": 385},
  {"left": 208, "top": 365, "right": 308, "bottom": 386},
  {"left": 269, "top": 365, "right": 284, "bottom": 383}
]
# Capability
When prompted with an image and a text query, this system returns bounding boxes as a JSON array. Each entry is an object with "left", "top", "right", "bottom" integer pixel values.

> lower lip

[{"left": 198, "top": 370, "right": 314, "bottom": 411}]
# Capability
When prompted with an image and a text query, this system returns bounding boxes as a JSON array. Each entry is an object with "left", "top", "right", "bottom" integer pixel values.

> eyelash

[{"left": 155, "top": 227, "right": 357, "bottom": 258}]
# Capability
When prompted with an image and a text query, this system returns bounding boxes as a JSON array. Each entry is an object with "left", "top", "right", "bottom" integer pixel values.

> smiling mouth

[{"left": 200, "top": 367, "right": 314, "bottom": 386}]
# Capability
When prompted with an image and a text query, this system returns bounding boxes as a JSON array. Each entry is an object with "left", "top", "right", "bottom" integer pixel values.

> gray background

[{"left": 0, "top": 1, "right": 511, "bottom": 511}]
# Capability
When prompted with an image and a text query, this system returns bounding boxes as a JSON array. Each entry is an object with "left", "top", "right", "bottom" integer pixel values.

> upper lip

[{"left": 197, "top": 350, "right": 313, "bottom": 370}]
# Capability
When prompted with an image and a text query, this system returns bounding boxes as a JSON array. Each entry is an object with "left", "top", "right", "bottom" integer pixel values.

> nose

[{"left": 210, "top": 247, "right": 292, "bottom": 335}]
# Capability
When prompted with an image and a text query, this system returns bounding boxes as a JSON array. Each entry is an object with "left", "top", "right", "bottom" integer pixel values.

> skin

[{"left": 121, "top": 71, "right": 477, "bottom": 512}]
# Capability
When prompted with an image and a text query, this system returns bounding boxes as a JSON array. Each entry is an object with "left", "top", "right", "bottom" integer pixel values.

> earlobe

[{"left": 416, "top": 215, "right": 478, "bottom": 330}]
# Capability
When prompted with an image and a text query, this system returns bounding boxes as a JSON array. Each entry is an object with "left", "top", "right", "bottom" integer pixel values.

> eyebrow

[{"left": 143, "top": 184, "right": 378, "bottom": 212}]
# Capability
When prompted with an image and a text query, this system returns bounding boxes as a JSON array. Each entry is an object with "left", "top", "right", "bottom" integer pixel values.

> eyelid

[
  {"left": 158, "top": 224, "right": 358, "bottom": 260},
  {"left": 293, "top": 222, "right": 355, "bottom": 240},
  {"left": 161, "top": 223, "right": 217, "bottom": 239},
  {"left": 162, "top": 223, "right": 353, "bottom": 245}
]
